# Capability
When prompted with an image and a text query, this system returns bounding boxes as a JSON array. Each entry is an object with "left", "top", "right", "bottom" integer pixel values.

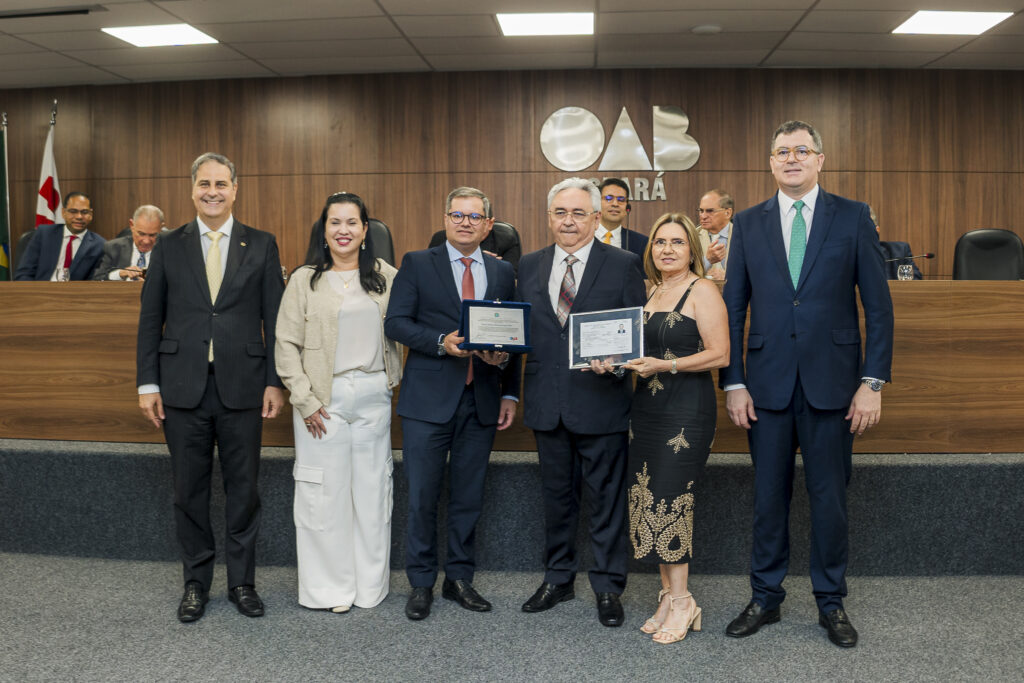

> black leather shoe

[
  {"left": 725, "top": 601, "right": 780, "bottom": 637},
  {"left": 228, "top": 585, "right": 265, "bottom": 617},
  {"left": 177, "top": 581, "right": 209, "bottom": 623},
  {"left": 521, "top": 582, "right": 574, "bottom": 613},
  {"left": 596, "top": 592, "right": 624, "bottom": 627},
  {"left": 442, "top": 578, "right": 492, "bottom": 612},
  {"left": 405, "top": 587, "right": 433, "bottom": 620},
  {"left": 819, "top": 608, "right": 858, "bottom": 648}
]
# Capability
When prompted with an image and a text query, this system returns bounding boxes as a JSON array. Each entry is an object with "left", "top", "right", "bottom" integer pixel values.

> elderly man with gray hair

[
  {"left": 92, "top": 205, "right": 166, "bottom": 280},
  {"left": 516, "top": 177, "right": 646, "bottom": 627}
]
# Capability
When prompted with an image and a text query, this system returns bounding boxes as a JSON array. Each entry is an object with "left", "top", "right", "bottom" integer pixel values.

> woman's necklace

[{"left": 331, "top": 267, "right": 359, "bottom": 289}]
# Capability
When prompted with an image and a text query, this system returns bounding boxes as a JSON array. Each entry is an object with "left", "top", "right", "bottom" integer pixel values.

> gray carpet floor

[{"left": 1, "top": 553, "right": 1021, "bottom": 682}]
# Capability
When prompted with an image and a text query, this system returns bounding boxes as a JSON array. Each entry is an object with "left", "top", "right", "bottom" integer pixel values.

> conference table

[{"left": 0, "top": 280, "right": 1020, "bottom": 453}]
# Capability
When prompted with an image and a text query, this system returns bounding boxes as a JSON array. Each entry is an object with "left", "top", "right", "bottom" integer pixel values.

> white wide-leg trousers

[{"left": 292, "top": 370, "right": 393, "bottom": 609}]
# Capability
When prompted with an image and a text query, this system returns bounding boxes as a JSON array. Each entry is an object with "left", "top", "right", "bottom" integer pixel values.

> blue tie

[
  {"left": 789, "top": 200, "right": 807, "bottom": 288},
  {"left": 137, "top": 253, "right": 146, "bottom": 268}
]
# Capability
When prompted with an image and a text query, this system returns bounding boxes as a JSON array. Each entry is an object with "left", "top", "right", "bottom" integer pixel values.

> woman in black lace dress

[{"left": 623, "top": 213, "right": 729, "bottom": 644}]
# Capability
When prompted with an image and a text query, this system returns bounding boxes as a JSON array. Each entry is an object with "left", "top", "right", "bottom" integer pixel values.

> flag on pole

[
  {"left": 35, "top": 123, "right": 61, "bottom": 227},
  {"left": 0, "top": 113, "right": 10, "bottom": 280}
]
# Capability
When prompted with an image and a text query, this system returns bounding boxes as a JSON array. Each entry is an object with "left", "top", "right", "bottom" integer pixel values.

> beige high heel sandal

[
  {"left": 654, "top": 592, "right": 702, "bottom": 644},
  {"left": 640, "top": 588, "right": 670, "bottom": 634}
]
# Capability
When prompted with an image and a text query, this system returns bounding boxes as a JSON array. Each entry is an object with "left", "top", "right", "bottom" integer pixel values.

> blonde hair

[{"left": 642, "top": 212, "right": 705, "bottom": 282}]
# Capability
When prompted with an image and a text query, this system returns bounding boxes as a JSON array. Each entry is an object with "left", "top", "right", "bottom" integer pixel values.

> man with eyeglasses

[
  {"left": 385, "top": 186, "right": 519, "bottom": 621},
  {"left": 516, "top": 178, "right": 645, "bottom": 627},
  {"left": 697, "top": 189, "right": 735, "bottom": 280},
  {"left": 596, "top": 178, "right": 648, "bottom": 259},
  {"left": 15, "top": 191, "right": 105, "bottom": 281},
  {"left": 721, "top": 121, "right": 893, "bottom": 648}
]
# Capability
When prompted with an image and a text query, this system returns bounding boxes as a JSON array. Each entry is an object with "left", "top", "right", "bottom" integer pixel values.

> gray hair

[
  {"left": 445, "top": 186, "right": 492, "bottom": 218},
  {"left": 132, "top": 204, "right": 165, "bottom": 222},
  {"left": 547, "top": 177, "right": 601, "bottom": 212},
  {"left": 770, "top": 120, "right": 823, "bottom": 156},
  {"left": 191, "top": 152, "right": 236, "bottom": 183},
  {"left": 703, "top": 189, "right": 734, "bottom": 211}
]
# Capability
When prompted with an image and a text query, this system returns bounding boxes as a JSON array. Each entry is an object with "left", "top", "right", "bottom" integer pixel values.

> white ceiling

[{"left": 0, "top": 0, "right": 1022, "bottom": 88}]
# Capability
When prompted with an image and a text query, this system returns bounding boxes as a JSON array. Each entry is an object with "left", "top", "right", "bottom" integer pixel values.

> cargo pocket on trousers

[{"left": 293, "top": 464, "right": 325, "bottom": 531}]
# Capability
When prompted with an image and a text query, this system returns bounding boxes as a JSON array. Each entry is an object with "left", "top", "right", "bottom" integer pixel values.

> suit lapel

[
  {"left": 572, "top": 239, "right": 605, "bottom": 311},
  {"left": 795, "top": 190, "right": 835, "bottom": 292},
  {"left": 182, "top": 221, "right": 213, "bottom": 304},
  {"left": 430, "top": 245, "right": 463, "bottom": 309},
  {"left": 535, "top": 245, "right": 559, "bottom": 324},
  {"left": 218, "top": 222, "right": 249, "bottom": 305},
  {"left": 761, "top": 196, "right": 794, "bottom": 291}
]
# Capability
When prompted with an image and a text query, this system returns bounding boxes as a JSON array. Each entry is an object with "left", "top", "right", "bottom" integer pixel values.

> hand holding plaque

[
  {"left": 568, "top": 306, "right": 644, "bottom": 370},
  {"left": 457, "top": 300, "right": 532, "bottom": 353}
]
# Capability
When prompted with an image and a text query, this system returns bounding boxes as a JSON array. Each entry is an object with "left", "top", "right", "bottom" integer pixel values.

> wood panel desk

[{"left": 0, "top": 281, "right": 1020, "bottom": 452}]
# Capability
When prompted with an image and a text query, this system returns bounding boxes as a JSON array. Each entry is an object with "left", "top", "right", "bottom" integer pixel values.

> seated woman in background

[
  {"left": 275, "top": 192, "right": 402, "bottom": 614},
  {"left": 623, "top": 212, "right": 729, "bottom": 644}
]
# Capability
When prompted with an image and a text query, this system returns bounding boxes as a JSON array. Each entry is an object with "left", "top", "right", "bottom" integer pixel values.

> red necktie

[
  {"left": 460, "top": 257, "right": 475, "bottom": 384},
  {"left": 63, "top": 235, "right": 77, "bottom": 269}
]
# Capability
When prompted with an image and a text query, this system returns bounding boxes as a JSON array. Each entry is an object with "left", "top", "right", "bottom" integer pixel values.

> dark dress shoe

[
  {"left": 521, "top": 582, "right": 575, "bottom": 613},
  {"left": 228, "top": 585, "right": 265, "bottom": 617},
  {"left": 405, "top": 586, "right": 433, "bottom": 620},
  {"left": 819, "top": 608, "right": 858, "bottom": 648},
  {"left": 442, "top": 579, "right": 492, "bottom": 612},
  {"left": 725, "top": 601, "right": 780, "bottom": 637},
  {"left": 177, "top": 581, "right": 209, "bottom": 623},
  {"left": 596, "top": 593, "right": 624, "bottom": 627}
]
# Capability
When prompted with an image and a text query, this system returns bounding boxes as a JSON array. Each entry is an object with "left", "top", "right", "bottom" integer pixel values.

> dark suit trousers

[
  {"left": 401, "top": 385, "right": 496, "bottom": 587},
  {"left": 163, "top": 372, "right": 263, "bottom": 591},
  {"left": 747, "top": 380, "right": 854, "bottom": 613},
  {"left": 533, "top": 423, "right": 628, "bottom": 594}
]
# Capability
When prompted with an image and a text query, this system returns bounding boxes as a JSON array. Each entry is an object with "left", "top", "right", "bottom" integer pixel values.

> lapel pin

[{"left": 240, "top": 242, "right": 247, "bottom": 247}]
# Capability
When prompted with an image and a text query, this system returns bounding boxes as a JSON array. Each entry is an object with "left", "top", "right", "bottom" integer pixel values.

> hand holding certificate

[{"left": 569, "top": 306, "right": 644, "bottom": 370}]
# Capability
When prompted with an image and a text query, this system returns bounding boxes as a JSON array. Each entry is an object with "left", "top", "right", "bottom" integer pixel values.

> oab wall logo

[{"left": 539, "top": 106, "right": 699, "bottom": 202}]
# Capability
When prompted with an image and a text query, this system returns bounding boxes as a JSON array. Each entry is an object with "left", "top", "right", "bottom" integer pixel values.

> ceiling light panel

[
  {"left": 892, "top": 11, "right": 1012, "bottom": 35},
  {"left": 102, "top": 24, "right": 217, "bottom": 47},
  {"left": 496, "top": 12, "right": 594, "bottom": 36}
]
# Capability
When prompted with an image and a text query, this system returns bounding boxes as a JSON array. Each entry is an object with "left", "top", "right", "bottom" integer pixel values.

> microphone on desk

[{"left": 885, "top": 252, "right": 934, "bottom": 263}]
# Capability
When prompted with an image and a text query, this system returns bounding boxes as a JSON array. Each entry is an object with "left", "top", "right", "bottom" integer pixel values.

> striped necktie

[
  {"left": 556, "top": 255, "right": 578, "bottom": 326},
  {"left": 788, "top": 200, "right": 807, "bottom": 288}
]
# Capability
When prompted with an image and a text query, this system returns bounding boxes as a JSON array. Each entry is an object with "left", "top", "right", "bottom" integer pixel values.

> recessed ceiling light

[
  {"left": 102, "top": 24, "right": 217, "bottom": 47},
  {"left": 691, "top": 25, "right": 722, "bottom": 35},
  {"left": 892, "top": 10, "right": 1012, "bottom": 35},
  {"left": 496, "top": 12, "right": 594, "bottom": 36}
]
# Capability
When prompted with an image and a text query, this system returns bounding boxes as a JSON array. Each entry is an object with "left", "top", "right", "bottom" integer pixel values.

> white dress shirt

[
  {"left": 446, "top": 241, "right": 487, "bottom": 298},
  {"left": 777, "top": 185, "right": 819, "bottom": 257},
  {"left": 595, "top": 224, "right": 622, "bottom": 249},
  {"left": 49, "top": 226, "right": 88, "bottom": 281},
  {"left": 548, "top": 239, "right": 596, "bottom": 314}
]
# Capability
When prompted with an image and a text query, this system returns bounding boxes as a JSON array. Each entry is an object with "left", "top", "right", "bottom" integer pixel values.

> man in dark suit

[
  {"left": 595, "top": 177, "right": 648, "bottom": 259},
  {"left": 721, "top": 121, "right": 894, "bottom": 648},
  {"left": 15, "top": 191, "right": 104, "bottom": 281},
  {"left": 384, "top": 187, "right": 519, "bottom": 621},
  {"left": 137, "top": 153, "right": 285, "bottom": 623},
  {"left": 91, "top": 205, "right": 164, "bottom": 281},
  {"left": 427, "top": 220, "right": 522, "bottom": 272},
  {"left": 516, "top": 178, "right": 646, "bottom": 627},
  {"left": 869, "top": 206, "right": 923, "bottom": 280}
]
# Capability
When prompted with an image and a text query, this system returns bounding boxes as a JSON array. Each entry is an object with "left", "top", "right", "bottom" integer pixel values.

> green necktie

[{"left": 789, "top": 200, "right": 807, "bottom": 288}]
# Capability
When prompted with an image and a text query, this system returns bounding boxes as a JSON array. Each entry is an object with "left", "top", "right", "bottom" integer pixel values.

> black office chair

[
  {"left": 12, "top": 229, "right": 36, "bottom": 274},
  {"left": 368, "top": 218, "right": 395, "bottom": 267},
  {"left": 952, "top": 229, "right": 1024, "bottom": 280}
]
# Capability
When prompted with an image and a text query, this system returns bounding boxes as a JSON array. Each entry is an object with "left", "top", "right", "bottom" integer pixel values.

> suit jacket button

[{"left": 793, "top": 299, "right": 799, "bottom": 306}]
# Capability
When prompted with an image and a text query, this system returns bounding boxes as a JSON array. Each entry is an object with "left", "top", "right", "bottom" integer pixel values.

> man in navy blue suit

[
  {"left": 384, "top": 187, "right": 519, "bottom": 621},
  {"left": 721, "top": 121, "right": 893, "bottom": 648},
  {"left": 516, "top": 178, "right": 646, "bottom": 627},
  {"left": 15, "top": 191, "right": 105, "bottom": 281},
  {"left": 595, "top": 178, "right": 648, "bottom": 259}
]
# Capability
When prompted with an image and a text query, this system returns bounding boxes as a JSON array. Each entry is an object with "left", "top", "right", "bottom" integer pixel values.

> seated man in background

[
  {"left": 698, "top": 189, "right": 735, "bottom": 280},
  {"left": 595, "top": 178, "right": 648, "bottom": 259},
  {"left": 92, "top": 205, "right": 164, "bottom": 281},
  {"left": 15, "top": 191, "right": 105, "bottom": 281},
  {"left": 870, "top": 206, "right": 923, "bottom": 280}
]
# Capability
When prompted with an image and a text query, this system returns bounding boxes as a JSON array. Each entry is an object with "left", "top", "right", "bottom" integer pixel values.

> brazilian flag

[{"left": 0, "top": 116, "right": 9, "bottom": 280}]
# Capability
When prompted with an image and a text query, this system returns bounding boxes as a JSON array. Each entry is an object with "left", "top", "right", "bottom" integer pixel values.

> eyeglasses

[
  {"left": 652, "top": 238, "right": 688, "bottom": 249},
  {"left": 65, "top": 208, "right": 93, "bottom": 217},
  {"left": 771, "top": 146, "right": 819, "bottom": 162},
  {"left": 548, "top": 209, "right": 596, "bottom": 221},
  {"left": 447, "top": 211, "right": 486, "bottom": 226},
  {"left": 696, "top": 208, "right": 727, "bottom": 216},
  {"left": 602, "top": 194, "right": 627, "bottom": 203}
]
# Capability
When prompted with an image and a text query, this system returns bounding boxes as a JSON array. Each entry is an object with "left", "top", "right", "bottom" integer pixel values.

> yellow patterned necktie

[
  {"left": 206, "top": 231, "right": 223, "bottom": 361},
  {"left": 602, "top": 231, "right": 612, "bottom": 245}
]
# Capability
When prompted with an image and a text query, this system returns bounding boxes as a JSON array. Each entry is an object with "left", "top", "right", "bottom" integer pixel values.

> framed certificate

[
  {"left": 458, "top": 299, "right": 531, "bottom": 353},
  {"left": 568, "top": 306, "right": 644, "bottom": 370}
]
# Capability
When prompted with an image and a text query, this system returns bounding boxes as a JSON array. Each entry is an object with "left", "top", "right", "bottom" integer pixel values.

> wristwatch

[
  {"left": 437, "top": 333, "right": 446, "bottom": 356},
  {"left": 861, "top": 378, "right": 884, "bottom": 392},
  {"left": 670, "top": 359, "right": 678, "bottom": 375}
]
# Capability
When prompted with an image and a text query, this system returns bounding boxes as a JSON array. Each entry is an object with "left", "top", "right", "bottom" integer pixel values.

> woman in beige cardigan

[{"left": 275, "top": 192, "right": 402, "bottom": 613}]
